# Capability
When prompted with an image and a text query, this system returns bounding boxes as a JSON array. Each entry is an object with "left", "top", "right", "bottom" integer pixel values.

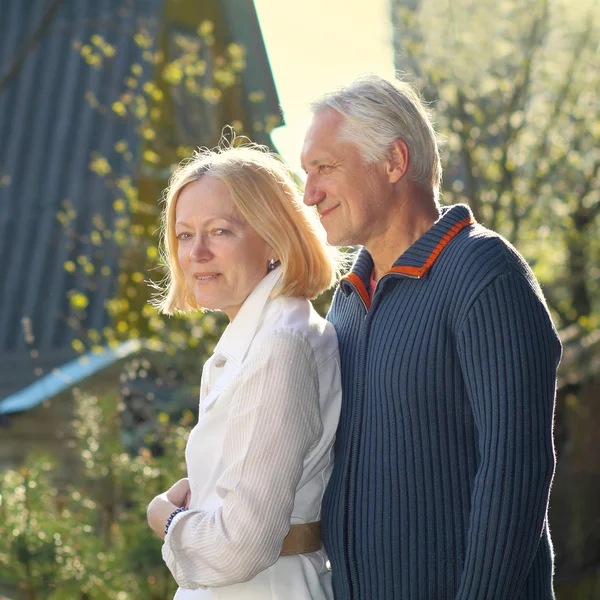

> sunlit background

[
  {"left": 0, "top": 0, "right": 598, "bottom": 598},
  {"left": 255, "top": 0, "right": 396, "bottom": 170}
]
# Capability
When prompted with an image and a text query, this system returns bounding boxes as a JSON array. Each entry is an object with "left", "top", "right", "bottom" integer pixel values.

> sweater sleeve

[
  {"left": 161, "top": 330, "right": 322, "bottom": 590},
  {"left": 455, "top": 272, "right": 561, "bottom": 599}
]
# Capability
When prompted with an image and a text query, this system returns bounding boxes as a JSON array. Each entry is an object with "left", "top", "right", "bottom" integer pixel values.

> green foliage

[
  {"left": 0, "top": 389, "right": 193, "bottom": 599},
  {"left": 392, "top": 0, "right": 600, "bottom": 329}
]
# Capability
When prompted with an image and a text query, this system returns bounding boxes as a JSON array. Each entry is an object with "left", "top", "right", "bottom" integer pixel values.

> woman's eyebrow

[{"left": 175, "top": 215, "right": 245, "bottom": 229}]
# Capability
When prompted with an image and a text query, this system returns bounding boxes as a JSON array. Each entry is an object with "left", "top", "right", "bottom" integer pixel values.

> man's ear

[{"left": 386, "top": 139, "right": 409, "bottom": 184}]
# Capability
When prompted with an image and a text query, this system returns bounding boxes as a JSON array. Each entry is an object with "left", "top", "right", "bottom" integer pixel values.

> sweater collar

[
  {"left": 341, "top": 204, "right": 475, "bottom": 305},
  {"left": 214, "top": 267, "right": 282, "bottom": 365}
]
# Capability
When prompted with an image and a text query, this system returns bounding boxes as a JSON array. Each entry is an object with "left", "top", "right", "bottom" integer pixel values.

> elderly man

[{"left": 301, "top": 74, "right": 562, "bottom": 600}]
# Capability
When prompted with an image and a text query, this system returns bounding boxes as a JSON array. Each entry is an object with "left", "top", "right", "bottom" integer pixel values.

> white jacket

[{"left": 162, "top": 268, "right": 341, "bottom": 599}]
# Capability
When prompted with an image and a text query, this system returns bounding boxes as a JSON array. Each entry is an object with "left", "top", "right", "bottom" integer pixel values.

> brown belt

[{"left": 280, "top": 521, "right": 322, "bottom": 556}]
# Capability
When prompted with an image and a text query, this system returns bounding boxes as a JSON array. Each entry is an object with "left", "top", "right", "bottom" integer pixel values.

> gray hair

[{"left": 310, "top": 74, "right": 442, "bottom": 190}]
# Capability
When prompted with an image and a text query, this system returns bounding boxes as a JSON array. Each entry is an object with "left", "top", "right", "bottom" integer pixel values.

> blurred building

[{"left": 0, "top": 0, "right": 281, "bottom": 465}]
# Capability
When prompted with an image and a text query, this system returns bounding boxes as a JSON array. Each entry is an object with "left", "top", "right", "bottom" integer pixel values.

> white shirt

[{"left": 162, "top": 268, "right": 341, "bottom": 600}]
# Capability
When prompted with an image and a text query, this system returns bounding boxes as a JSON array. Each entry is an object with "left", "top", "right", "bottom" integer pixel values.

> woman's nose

[{"left": 190, "top": 237, "right": 212, "bottom": 262}]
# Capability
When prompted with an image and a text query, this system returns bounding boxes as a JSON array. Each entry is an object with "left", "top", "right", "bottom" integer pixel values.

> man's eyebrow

[{"left": 302, "top": 156, "right": 332, "bottom": 169}]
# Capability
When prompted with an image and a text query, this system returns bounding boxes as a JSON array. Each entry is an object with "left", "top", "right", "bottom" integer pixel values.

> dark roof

[
  {"left": 0, "top": 0, "right": 281, "bottom": 405},
  {"left": 0, "top": 0, "right": 163, "bottom": 356}
]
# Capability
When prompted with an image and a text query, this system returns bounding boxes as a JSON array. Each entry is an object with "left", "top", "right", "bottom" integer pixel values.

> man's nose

[
  {"left": 190, "top": 236, "right": 212, "bottom": 262},
  {"left": 303, "top": 175, "right": 325, "bottom": 207}
]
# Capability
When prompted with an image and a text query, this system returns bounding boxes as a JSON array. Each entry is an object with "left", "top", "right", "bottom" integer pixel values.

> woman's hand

[
  {"left": 147, "top": 478, "right": 192, "bottom": 540},
  {"left": 167, "top": 477, "right": 192, "bottom": 508}
]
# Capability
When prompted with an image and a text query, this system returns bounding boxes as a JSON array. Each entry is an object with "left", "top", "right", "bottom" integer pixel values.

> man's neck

[{"left": 368, "top": 189, "right": 440, "bottom": 280}]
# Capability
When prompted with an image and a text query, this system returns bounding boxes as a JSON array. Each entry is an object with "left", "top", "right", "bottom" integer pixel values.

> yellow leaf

[
  {"left": 198, "top": 20, "right": 214, "bottom": 37},
  {"left": 134, "top": 32, "right": 153, "bottom": 49},
  {"left": 227, "top": 43, "right": 245, "bottom": 58},
  {"left": 70, "top": 293, "right": 89, "bottom": 310},
  {"left": 103, "top": 44, "right": 116, "bottom": 58},
  {"left": 142, "top": 304, "right": 156, "bottom": 317},
  {"left": 71, "top": 339, "right": 85, "bottom": 353},
  {"left": 142, "top": 127, "right": 156, "bottom": 141},
  {"left": 203, "top": 87, "right": 221, "bottom": 104},
  {"left": 89, "top": 156, "right": 112, "bottom": 176},
  {"left": 162, "top": 63, "right": 183, "bottom": 85},
  {"left": 111, "top": 101, "right": 127, "bottom": 117},
  {"left": 113, "top": 199, "right": 125, "bottom": 213},
  {"left": 143, "top": 149, "right": 160, "bottom": 164},
  {"left": 248, "top": 90, "right": 265, "bottom": 103}
]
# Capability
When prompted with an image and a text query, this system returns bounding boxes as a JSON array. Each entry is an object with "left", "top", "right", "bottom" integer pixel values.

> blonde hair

[{"left": 154, "top": 142, "right": 343, "bottom": 314}]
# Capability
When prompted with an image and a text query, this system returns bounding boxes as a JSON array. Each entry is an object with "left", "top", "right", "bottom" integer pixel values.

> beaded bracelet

[{"left": 165, "top": 506, "right": 188, "bottom": 535}]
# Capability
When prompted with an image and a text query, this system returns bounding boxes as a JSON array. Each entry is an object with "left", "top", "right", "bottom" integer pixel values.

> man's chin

[{"left": 326, "top": 230, "right": 354, "bottom": 248}]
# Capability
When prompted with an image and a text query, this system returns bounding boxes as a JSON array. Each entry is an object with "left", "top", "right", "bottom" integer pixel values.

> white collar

[{"left": 213, "top": 267, "right": 283, "bottom": 365}]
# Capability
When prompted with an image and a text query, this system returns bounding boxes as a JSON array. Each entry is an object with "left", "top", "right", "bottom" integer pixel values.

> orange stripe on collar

[
  {"left": 387, "top": 216, "right": 475, "bottom": 278},
  {"left": 344, "top": 272, "right": 371, "bottom": 310},
  {"left": 340, "top": 215, "right": 475, "bottom": 309}
]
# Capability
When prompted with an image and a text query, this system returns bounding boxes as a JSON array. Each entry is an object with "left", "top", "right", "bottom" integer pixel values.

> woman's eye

[
  {"left": 176, "top": 232, "right": 191, "bottom": 240},
  {"left": 213, "top": 228, "right": 229, "bottom": 236}
]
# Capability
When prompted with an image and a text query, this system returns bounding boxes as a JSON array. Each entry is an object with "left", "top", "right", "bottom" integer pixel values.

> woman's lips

[{"left": 194, "top": 273, "right": 220, "bottom": 282}]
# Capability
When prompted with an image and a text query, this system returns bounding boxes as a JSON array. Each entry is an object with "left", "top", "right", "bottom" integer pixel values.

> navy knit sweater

[{"left": 323, "top": 204, "right": 562, "bottom": 600}]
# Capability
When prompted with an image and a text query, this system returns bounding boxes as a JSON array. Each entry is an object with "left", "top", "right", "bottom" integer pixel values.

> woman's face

[{"left": 175, "top": 176, "right": 275, "bottom": 321}]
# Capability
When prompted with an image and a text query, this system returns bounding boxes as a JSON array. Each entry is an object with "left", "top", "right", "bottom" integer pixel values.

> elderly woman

[{"left": 146, "top": 143, "right": 343, "bottom": 599}]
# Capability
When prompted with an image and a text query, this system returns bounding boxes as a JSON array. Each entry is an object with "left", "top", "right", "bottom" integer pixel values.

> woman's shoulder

[{"left": 256, "top": 296, "right": 339, "bottom": 366}]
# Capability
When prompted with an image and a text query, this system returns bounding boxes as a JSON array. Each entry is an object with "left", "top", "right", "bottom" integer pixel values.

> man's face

[{"left": 301, "top": 107, "right": 392, "bottom": 247}]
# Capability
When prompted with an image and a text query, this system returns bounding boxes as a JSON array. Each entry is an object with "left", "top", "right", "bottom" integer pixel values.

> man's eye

[{"left": 318, "top": 164, "right": 331, "bottom": 173}]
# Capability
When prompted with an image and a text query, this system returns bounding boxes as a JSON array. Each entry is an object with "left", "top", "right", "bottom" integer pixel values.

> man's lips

[{"left": 319, "top": 204, "right": 340, "bottom": 219}]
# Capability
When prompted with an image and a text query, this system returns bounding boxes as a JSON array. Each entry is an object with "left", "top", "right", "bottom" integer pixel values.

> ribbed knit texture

[{"left": 323, "top": 204, "right": 562, "bottom": 600}]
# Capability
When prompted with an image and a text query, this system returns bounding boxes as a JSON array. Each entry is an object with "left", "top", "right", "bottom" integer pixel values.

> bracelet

[{"left": 165, "top": 506, "right": 188, "bottom": 535}]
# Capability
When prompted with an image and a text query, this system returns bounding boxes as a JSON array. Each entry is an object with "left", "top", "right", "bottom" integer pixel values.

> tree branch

[
  {"left": 528, "top": 21, "right": 593, "bottom": 202},
  {"left": 504, "top": 1, "right": 549, "bottom": 241}
]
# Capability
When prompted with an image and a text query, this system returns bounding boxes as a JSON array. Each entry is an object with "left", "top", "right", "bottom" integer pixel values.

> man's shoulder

[
  {"left": 446, "top": 221, "right": 552, "bottom": 320},
  {"left": 445, "top": 220, "right": 536, "bottom": 283}
]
